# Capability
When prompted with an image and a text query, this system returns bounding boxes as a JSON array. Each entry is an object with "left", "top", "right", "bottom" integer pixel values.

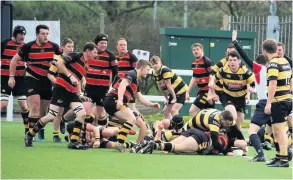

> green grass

[{"left": 1, "top": 121, "right": 292, "bottom": 179}]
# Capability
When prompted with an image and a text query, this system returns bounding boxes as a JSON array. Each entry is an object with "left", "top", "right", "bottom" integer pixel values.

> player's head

[
  {"left": 255, "top": 54, "right": 267, "bottom": 66},
  {"left": 171, "top": 114, "right": 184, "bottom": 131},
  {"left": 36, "top": 24, "right": 49, "bottom": 44},
  {"left": 94, "top": 33, "right": 108, "bottom": 52},
  {"left": 225, "top": 44, "right": 236, "bottom": 57},
  {"left": 117, "top": 38, "right": 127, "bottom": 54},
  {"left": 150, "top": 55, "right": 162, "bottom": 71},
  {"left": 136, "top": 59, "right": 151, "bottom": 78},
  {"left": 13, "top": 25, "right": 26, "bottom": 43},
  {"left": 83, "top": 42, "right": 98, "bottom": 61},
  {"left": 220, "top": 110, "right": 234, "bottom": 128},
  {"left": 277, "top": 42, "right": 285, "bottom": 58},
  {"left": 191, "top": 43, "right": 204, "bottom": 59},
  {"left": 262, "top": 39, "right": 277, "bottom": 60},
  {"left": 227, "top": 51, "right": 241, "bottom": 70},
  {"left": 61, "top": 38, "right": 74, "bottom": 56}
]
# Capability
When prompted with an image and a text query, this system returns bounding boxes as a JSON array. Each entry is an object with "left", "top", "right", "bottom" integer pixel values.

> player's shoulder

[
  {"left": 105, "top": 49, "right": 115, "bottom": 56},
  {"left": 161, "top": 65, "right": 171, "bottom": 72},
  {"left": 48, "top": 41, "right": 60, "bottom": 47},
  {"left": 68, "top": 52, "right": 82, "bottom": 60},
  {"left": 1, "top": 38, "right": 11, "bottom": 45},
  {"left": 23, "top": 40, "right": 36, "bottom": 47},
  {"left": 128, "top": 52, "right": 138, "bottom": 59}
]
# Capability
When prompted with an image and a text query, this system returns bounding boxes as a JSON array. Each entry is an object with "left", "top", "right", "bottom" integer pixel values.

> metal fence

[
  {"left": 13, "top": 20, "right": 61, "bottom": 45},
  {"left": 228, "top": 16, "right": 292, "bottom": 58}
]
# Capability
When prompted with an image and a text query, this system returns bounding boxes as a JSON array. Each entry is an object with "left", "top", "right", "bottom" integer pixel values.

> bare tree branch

[
  {"left": 118, "top": 1, "right": 156, "bottom": 16},
  {"left": 74, "top": 1, "right": 100, "bottom": 17}
]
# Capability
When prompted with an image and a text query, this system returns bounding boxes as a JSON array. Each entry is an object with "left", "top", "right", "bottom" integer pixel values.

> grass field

[{"left": 1, "top": 121, "right": 292, "bottom": 179}]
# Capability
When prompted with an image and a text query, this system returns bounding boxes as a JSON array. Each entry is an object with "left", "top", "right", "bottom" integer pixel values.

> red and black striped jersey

[
  {"left": 55, "top": 53, "right": 86, "bottom": 93},
  {"left": 116, "top": 52, "right": 137, "bottom": 77},
  {"left": 18, "top": 40, "right": 62, "bottom": 80},
  {"left": 86, "top": 50, "right": 117, "bottom": 87},
  {"left": 107, "top": 70, "right": 140, "bottom": 103},
  {"left": 191, "top": 56, "right": 213, "bottom": 92},
  {"left": 1, "top": 38, "right": 25, "bottom": 76}
]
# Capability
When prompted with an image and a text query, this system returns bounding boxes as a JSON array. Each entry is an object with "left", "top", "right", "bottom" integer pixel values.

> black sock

[
  {"left": 274, "top": 142, "right": 280, "bottom": 154},
  {"left": 249, "top": 134, "right": 264, "bottom": 157},
  {"left": 21, "top": 110, "right": 29, "bottom": 133},
  {"left": 289, "top": 127, "right": 292, "bottom": 134},
  {"left": 28, "top": 121, "right": 45, "bottom": 137}
]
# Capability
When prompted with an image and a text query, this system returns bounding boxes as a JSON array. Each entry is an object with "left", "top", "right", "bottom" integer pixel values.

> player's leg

[
  {"left": 135, "top": 116, "right": 147, "bottom": 143},
  {"left": 52, "top": 107, "right": 64, "bottom": 143},
  {"left": 171, "top": 93, "right": 185, "bottom": 116},
  {"left": 267, "top": 102, "right": 291, "bottom": 167},
  {"left": 163, "top": 103, "right": 173, "bottom": 120}
]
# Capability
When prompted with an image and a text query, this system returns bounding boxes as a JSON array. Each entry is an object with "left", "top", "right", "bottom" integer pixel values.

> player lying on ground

[
  {"left": 150, "top": 114, "right": 185, "bottom": 142},
  {"left": 134, "top": 128, "right": 247, "bottom": 156},
  {"left": 65, "top": 122, "right": 135, "bottom": 149},
  {"left": 186, "top": 108, "right": 245, "bottom": 155}
]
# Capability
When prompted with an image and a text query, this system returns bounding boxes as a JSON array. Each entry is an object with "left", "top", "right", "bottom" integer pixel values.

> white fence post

[{"left": 6, "top": 95, "right": 13, "bottom": 121}]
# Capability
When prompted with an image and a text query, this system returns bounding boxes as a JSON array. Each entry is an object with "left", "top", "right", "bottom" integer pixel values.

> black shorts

[
  {"left": 24, "top": 76, "right": 52, "bottom": 100},
  {"left": 221, "top": 94, "right": 246, "bottom": 113},
  {"left": 103, "top": 95, "right": 119, "bottom": 116},
  {"left": 251, "top": 99, "right": 271, "bottom": 127},
  {"left": 84, "top": 85, "right": 109, "bottom": 106},
  {"left": 182, "top": 128, "right": 210, "bottom": 148},
  {"left": 100, "top": 140, "right": 110, "bottom": 148},
  {"left": 168, "top": 93, "right": 186, "bottom": 105},
  {"left": 1, "top": 75, "right": 26, "bottom": 97},
  {"left": 271, "top": 101, "right": 292, "bottom": 124},
  {"left": 51, "top": 84, "right": 81, "bottom": 107},
  {"left": 193, "top": 91, "right": 215, "bottom": 109}
]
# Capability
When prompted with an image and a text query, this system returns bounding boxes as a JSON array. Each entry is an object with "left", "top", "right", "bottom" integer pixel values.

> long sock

[
  {"left": 162, "top": 142, "right": 174, "bottom": 152},
  {"left": 21, "top": 109, "right": 29, "bottom": 134},
  {"left": 279, "top": 155, "right": 288, "bottom": 162},
  {"left": 249, "top": 134, "right": 264, "bottom": 157},
  {"left": 117, "top": 122, "right": 133, "bottom": 144},
  {"left": 28, "top": 117, "right": 39, "bottom": 132},
  {"left": 275, "top": 142, "right": 280, "bottom": 155},
  {"left": 98, "top": 116, "right": 108, "bottom": 126},
  {"left": 70, "top": 121, "right": 83, "bottom": 143},
  {"left": 28, "top": 121, "right": 45, "bottom": 137},
  {"left": 289, "top": 127, "right": 292, "bottom": 134},
  {"left": 85, "top": 114, "right": 94, "bottom": 124},
  {"left": 53, "top": 131, "right": 60, "bottom": 137},
  {"left": 125, "top": 142, "right": 134, "bottom": 148}
]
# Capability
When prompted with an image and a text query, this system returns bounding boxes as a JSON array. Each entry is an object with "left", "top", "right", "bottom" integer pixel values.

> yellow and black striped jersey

[
  {"left": 266, "top": 57, "right": 292, "bottom": 103},
  {"left": 153, "top": 65, "right": 188, "bottom": 95},
  {"left": 212, "top": 57, "right": 227, "bottom": 92},
  {"left": 215, "top": 65, "right": 255, "bottom": 97},
  {"left": 187, "top": 109, "right": 222, "bottom": 133},
  {"left": 161, "top": 129, "right": 184, "bottom": 142}
]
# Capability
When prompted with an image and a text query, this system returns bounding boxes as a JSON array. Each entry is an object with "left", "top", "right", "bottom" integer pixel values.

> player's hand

[
  {"left": 245, "top": 95, "right": 250, "bottom": 104},
  {"left": 186, "top": 92, "right": 190, "bottom": 101},
  {"left": 248, "top": 86, "right": 255, "bottom": 93},
  {"left": 79, "top": 95, "right": 92, "bottom": 102},
  {"left": 232, "top": 30, "right": 237, "bottom": 42},
  {"left": 227, "top": 152, "right": 235, "bottom": 156},
  {"left": 170, "top": 98, "right": 177, "bottom": 104},
  {"left": 264, "top": 103, "right": 271, "bottom": 115},
  {"left": 93, "top": 140, "right": 100, "bottom": 148},
  {"left": 164, "top": 99, "right": 169, "bottom": 105},
  {"left": 116, "top": 100, "right": 124, "bottom": 110},
  {"left": 8, "top": 77, "right": 15, "bottom": 88},
  {"left": 151, "top": 102, "right": 160, "bottom": 109},
  {"left": 69, "top": 74, "right": 78, "bottom": 86},
  {"left": 81, "top": 79, "right": 86, "bottom": 91}
]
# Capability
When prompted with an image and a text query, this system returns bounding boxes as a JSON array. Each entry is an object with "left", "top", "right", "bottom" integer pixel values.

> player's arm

[
  {"left": 164, "top": 78, "right": 176, "bottom": 101},
  {"left": 109, "top": 53, "right": 118, "bottom": 83},
  {"left": 47, "top": 61, "right": 58, "bottom": 84},
  {"left": 227, "top": 124, "right": 245, "bottom": 140},
  {"left": 85, "top": 123, "right": 101, "bottom": 148},
  {"left": 117, "top": 78, "right": 130, "bottom": 102},
  {"left": 187, "top": 77, "right": 197, "bottom": 96},
  {"left": 10, "top": 43, "right": 28, "bottom": 76},
  {"left": 54, "top": 55, "right": 71, "bottom": 77},
  {"left": 162, "top": 68, "right": 176, "bottom": 100},
  {"left": 266, "top": 62, "right": 279, "bottom": 106},
  {"left": 284, "top": 55, "right": 292, "bottom": 69},
  {"left": 210, "top": 122, "right": 228, "bottom": 155},
  {"left": 232, "top": 30, "right": 253, "bottom": 68},
  {"left": 131, "top": 54, "right": 138, "bottom": 69},
  {"left": 134, "top": 92, "right": 159, "bottom": 108}
]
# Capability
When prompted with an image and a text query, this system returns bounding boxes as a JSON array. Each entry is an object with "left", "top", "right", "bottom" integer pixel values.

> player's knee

[
  {"left": 171, "top": 108, "right": 179, "bottom": 116},
  {"left": 73, "top": 105, "right": 86, "bottom": 120}
]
